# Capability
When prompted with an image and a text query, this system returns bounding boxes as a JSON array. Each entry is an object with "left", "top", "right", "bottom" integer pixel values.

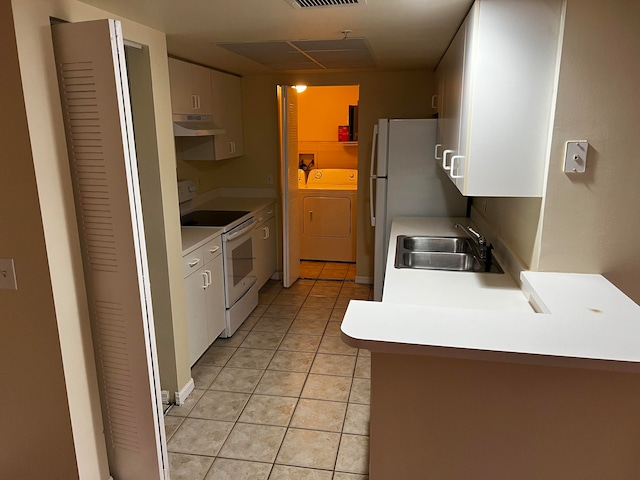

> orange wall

[
  {"left": 298, "top": 85, "right": 360, "bottom": 169},
  {"left": 298, "top": 85, "right": 359, "bottom": 141}
]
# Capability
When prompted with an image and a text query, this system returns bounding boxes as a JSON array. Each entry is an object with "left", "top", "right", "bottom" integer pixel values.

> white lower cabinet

[
  {"left": 254, "top": 204, "right": 277, "bottom": 289},
  {"left": 182, "top": 236, "right": 225, "bottom": 366}
]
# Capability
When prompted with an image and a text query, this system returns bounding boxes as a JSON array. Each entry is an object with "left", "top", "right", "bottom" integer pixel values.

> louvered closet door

[
  {"left": 279, "top": 86, "right": 300, "bottom": 287},
  {"left": 51, "top": 19, "right": 167, "bottom": 480}
]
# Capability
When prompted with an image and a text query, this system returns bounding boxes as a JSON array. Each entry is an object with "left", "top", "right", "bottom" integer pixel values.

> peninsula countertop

[{"left": 341, "top": 216, "right": 640, "bottom": 373}]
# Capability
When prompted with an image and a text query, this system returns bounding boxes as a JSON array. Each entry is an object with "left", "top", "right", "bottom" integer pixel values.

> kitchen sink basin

[
  {"left": 394, "top": 235, "right": 503, "bottom": 273},
  {"left": 400, "top": 251, "right": 481, "bottom": 271},
  {"left": 399, "top": 235, "right": 473, "bottom": 253}
]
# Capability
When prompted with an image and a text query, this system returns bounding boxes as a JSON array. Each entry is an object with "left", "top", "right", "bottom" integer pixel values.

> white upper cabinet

[
  {"left": 168, "top": 57, "right": 213, "bottom": 115},
  {"left": 210, "top": 69, "right": 245, "bottom": 160},
  {"left": 435, "top": 0, "right": 564, "bottom": 197}
]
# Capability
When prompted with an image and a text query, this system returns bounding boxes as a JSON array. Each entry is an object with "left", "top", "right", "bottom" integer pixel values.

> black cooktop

[{"left": 180, "top": 210, "right": 250, "bottom": 227}]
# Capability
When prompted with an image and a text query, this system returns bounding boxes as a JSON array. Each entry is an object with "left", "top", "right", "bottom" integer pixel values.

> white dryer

[{"left": 299, "top": 169, "right": 358, "bottom": 262}]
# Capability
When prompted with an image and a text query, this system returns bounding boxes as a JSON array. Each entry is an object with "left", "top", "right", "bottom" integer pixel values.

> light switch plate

[
  {"left": 564, "top": 141, "right": 589, "bottom": 173},
  {"left": 0, "top": 258, "right": 17, "bottom": 290}
]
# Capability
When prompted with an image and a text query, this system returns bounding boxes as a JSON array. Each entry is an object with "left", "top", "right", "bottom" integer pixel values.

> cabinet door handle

[
  {"left": 205, "top": 269, "right": 212, "bottom": 287},
  {"left": 196, "top": 94, "right": 201, "bottom": 110},
  {"left": 309, "top": 211, "right": 313, "bottom": 221},
  {"left": 208, "top": 246, "right": 219, "bottom": 254},
  {"left": 188, "top": 258, "right": 201, "bottom": 268},
  {"left": 263, "top": 226, "right": 269, "bottom": 240},
  {"left": 267, "top": 210, "right": 273, "bottom": 215},
  {"left": 201, "top": 272, "right": 208, "bottom": 289},
  {"left": 442, "top": 150, "right": 454, "bottom": 171},
  {"left": 434, "top": 144, "right": 443, "bottom": 160},
  {"left": 450, "top": 155, "right": 465, "bottom": 179},
  {"left": 431, "top": 94, "right": 438, "bottom": 109}
]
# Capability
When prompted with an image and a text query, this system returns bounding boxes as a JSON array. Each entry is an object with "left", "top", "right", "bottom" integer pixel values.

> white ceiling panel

[{"left": 79, "top": 0, "right": 474, "bottom": 75}]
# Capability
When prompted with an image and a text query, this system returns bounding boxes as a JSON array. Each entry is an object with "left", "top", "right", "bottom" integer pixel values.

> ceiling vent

[{"left": 289, "top": 0, "right": 366, "bottom": 8}]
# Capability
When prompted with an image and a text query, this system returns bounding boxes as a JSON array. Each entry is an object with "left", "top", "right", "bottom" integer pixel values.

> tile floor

[{"left": 165, "top": 261, "right": 372, "bottom": 480}]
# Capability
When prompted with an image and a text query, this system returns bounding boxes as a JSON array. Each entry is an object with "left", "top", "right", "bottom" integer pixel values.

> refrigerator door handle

[
  {"left": 369, "top": 124, "right": 378, "bottom": 227},
  {"left": 370, "top": 124, "right": 379, "bottom": 179},
  {"left": 369, "top": 175, "right": 376, "bottom": 226},
  {"left": 369, "top": 124, "right": 380, "bottom": 227}
]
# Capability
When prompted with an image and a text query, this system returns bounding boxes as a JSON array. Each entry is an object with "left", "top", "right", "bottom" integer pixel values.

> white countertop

[
  {"left": 382, "top": 217, "right": 532, "bottom": 312},
  {"left": 342, "top": 216, "right": 640, "bottom": 373},
  {"left": 181, "top": 227, "right": 223, "bottom": 256},
  {"left": 180, "top": 195, "right": 277, "bottom": 255}
]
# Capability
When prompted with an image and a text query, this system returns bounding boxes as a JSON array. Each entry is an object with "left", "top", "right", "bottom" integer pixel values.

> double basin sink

[{"left": 394, "top": 235, "right": 503, "bottom": 273}]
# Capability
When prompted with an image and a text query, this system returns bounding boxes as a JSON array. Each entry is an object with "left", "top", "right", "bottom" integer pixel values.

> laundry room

[{"left": 296, "top": 85, "right": 360, "bottom": 274}]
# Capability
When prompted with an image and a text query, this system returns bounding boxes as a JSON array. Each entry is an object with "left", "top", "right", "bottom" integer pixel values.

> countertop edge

[
  {"left": 341, "top": 216, "right": 640, "bottom": 373},
  {"left": 181, "top": 227, "right": 223, "bottom": 256}
]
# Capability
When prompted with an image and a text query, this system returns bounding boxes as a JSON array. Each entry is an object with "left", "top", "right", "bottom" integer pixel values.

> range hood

[{"left": 173, "top": 114, "right": 226, "bottom": 137}]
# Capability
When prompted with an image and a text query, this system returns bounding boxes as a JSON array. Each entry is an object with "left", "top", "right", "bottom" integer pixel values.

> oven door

[{"left": 223, "top": 218, "right": 257, "bottom": 307}]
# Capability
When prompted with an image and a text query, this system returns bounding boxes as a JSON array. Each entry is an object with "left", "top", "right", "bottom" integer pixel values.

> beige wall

[
  {"left": 179, "top": 70, "right": 434, "bottom": 279},
  {"left": 473, "top": 197, "right": 542, "bottom": 268},
  {"left": 0, "top": 3, "right": 79, "bottom": 477},
  {"left": 10, "top": 0, "right": 188, "bottom": 476},
  {"left": 127, "top": 45, "right": 190, "bottom": 402},
  {"left": 536, "top": 0, "right": 640, "bottom": 303}
]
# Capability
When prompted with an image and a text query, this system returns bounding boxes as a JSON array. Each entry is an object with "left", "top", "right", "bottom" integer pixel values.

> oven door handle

[{"left": 224, "top": 221, "right": 256, "bottom": 242}]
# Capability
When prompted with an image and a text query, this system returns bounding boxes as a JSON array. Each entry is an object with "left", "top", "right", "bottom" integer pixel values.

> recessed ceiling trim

[
  {"left": 217, "top": 38, "right": 375, "bottom": 71},
  {"left": 288, "top": 0, "right": 366, "bottom": 8}
]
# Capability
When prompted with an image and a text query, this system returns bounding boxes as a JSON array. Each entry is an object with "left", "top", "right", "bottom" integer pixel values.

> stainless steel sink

[
  {"left": 394, "top": 235, "right": 503, "bottom": 273},
  {"left": 400, "top": 251, "right": 481, "bottom": 271},
  {"left": 400, "top": 235, "right": 473, "bottom": 253}
]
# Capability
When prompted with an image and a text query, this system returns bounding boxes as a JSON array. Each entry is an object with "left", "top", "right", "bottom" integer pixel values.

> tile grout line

[{"left": 169, "top": 268, "right": 371, "bottom": 479}]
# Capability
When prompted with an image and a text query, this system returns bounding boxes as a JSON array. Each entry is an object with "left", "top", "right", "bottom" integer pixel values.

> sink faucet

[{"left": 455, "top": 223, "right": 488, "bottom": 260}]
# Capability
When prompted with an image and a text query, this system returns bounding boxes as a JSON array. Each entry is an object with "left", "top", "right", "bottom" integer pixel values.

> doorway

[{"left": 280, "top": 85, "right": 360, "bottom": 286}]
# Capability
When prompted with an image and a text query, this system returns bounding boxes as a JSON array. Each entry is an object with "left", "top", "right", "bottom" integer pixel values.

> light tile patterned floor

[{"left": 166, "top": 262, "right": 371, "bottom": 480}]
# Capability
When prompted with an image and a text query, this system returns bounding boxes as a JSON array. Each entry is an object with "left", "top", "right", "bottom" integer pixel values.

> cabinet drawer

[
  {"left": 183, "top": 246, "right": 204, "bottom": 278},
  {"left": 203, "top": 235, "right": 223, "bottom": 264},
  {"left": 254, "top": 204, "right": 276, "bottom": 227}
]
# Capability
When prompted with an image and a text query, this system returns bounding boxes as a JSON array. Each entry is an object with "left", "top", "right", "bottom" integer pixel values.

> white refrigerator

[{"left": 370, "top": 118, "right": 468, "bottom": 301}]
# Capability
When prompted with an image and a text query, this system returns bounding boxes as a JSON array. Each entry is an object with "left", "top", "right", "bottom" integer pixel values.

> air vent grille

[{"left": 291, "top": 0, "right": 364, "bottom": 8}]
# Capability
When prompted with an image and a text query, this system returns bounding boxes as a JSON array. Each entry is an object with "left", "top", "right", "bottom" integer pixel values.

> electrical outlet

[
  {"left": 267, "top": 174, "right": 274, "bottom": 185},
  {"left": 0, "top": 258, "right": 17, "bottom": 290}
]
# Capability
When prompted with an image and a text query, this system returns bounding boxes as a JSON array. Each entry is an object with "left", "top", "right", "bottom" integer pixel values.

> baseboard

[
  {"left": 271, "top": 271, "right": 283, "bottom": 280},
  {"left": 354, "top": 275, "right": 373, "bottom": 285},
  {"left": 175, "top": 378, "right": 195, "bottom": 406}
]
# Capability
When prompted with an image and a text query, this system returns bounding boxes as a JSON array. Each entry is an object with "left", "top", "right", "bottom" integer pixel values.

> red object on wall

[{"left": 338, "top": 125, "right": 350, "bottom": 141}]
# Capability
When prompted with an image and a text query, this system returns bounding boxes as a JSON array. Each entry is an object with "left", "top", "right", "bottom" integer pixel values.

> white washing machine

[{"left": 299, "top": 169, "right": 358, "bottom": 262}]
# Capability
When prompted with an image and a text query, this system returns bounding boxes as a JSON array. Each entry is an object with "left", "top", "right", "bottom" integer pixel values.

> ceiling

[{"left": 79, "top": 0, "right": 473, "bottom": 75}]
